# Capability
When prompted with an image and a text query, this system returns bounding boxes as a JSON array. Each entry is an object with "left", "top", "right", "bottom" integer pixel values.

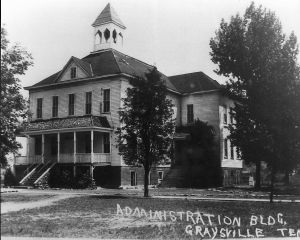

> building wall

[
  {"left": 218, "top": 95, "right": 243, "bottom": 169},
  {"left": 29, "top": 78, "right": 121, "bottom": 122},
  {"left": 29, "top": 78, "right": 122, "bottom": 166},
  {"left": 181, "top": 92, "right": 220, "bottom": 129}
]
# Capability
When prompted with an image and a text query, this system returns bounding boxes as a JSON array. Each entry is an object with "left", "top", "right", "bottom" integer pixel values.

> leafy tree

[
  {"left": 176, "top": 119, "right": 221, "bottom": 187},
  {"left": 0, "top": 26, "right": 33, "bottom": 166},
  {"left": 210, "top": 2, "right": 300, "bottom": 201},
  {"left": 117, "top": 68, "right": 175, "bottom": 197}
]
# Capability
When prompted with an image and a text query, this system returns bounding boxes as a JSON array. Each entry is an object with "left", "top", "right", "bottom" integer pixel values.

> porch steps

[
  {"left": 160, "top": 166, "right": 191, "bottom": 188},
  {"left": 20, "top": 161, "right": 55, "bottom": 187}
]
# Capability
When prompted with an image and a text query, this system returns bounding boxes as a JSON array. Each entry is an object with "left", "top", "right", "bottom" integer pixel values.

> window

[
  {"left": 223, "top": 106, "right": 228, "bottom": 124},
  {"left": 237, "top": 147, "right": 241, "bottom": 159},
  {"left": 230, "top": 140, "right": 234, "bottom": 159},
  {"left": 187, "top": 104, "right": 194, "bottom": 124},
  {"left": 37, "top": 98, "right": 43, "bottom": 119},
  {"left": 158, "top": 171, "right": 164, "bottom": 181},
  {"left": 52, "top": 96, "right": 58, "bottom": 118},
  {"left": 224, "top": 139, "right": 228, "bottom": 159},
  {"left": 85, "top": 92, "right": 92, "bottom": 115},
  {"left": 103, "top": 133, "right": 110, "bottom": 153},
  {"left": 68, "top": 94, "right": 75, "bottom": 116},
  {"left": 130, "top": 171, "right": 137, "bottom": 186},
  {"left": 230, "top": 107, "right": 234, "bottom": 124},
  {"left": 103, "top": 89, "right": 110, "bottom": 113},
  {"left": 70, "top": 67, "right": 77, "bottom": 79}
]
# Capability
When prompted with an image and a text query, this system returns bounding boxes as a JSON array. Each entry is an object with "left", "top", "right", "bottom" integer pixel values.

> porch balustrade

[
  {"left": 76, "top": 153, "right": 92, "bottom": 163},
  {"left": 15, "top": 155, "right": 42, "bottom": 165},
  {"left": 93, "top": 153, "right": 111, "bottom": 163},
  {"left": 60, "top": 154, "right": 74, "bottom": 163}
]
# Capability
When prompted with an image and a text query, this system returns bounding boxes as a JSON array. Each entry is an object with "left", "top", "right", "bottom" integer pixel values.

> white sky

[{"left": 2, "top": 0, "right": 300, "bottom": 97}]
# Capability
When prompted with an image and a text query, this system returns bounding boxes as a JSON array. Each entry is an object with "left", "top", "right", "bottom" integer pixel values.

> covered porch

[{"left": 15, "top": 130, "right": 112, "bottom": 165}]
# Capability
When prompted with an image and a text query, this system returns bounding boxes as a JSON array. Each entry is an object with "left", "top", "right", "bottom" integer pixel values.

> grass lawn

[
  {"left": 1, "top": 195, "right": 300, "bottom": 239},
  {"left": 1, "top": 193, "right": 55, "bottom": 203}
]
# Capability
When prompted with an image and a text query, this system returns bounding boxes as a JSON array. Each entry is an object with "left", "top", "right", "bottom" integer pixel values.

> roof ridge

[{"left": 111, "top": 49, "right": 155, "bottom": 69}]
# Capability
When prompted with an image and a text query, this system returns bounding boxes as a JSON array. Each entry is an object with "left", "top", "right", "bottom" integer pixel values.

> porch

[{"left": 15, "top": 131, "right": 111, "bottom": 165}]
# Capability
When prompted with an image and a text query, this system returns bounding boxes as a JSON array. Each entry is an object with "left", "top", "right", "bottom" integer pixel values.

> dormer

[{"left": 92, "top": 3, "right": 126, "bottom": 52}]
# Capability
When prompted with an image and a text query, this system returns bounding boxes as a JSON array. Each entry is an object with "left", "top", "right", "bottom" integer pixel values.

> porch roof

[{"left": 22, "top": 116, "right": 111, "bottom": 132}]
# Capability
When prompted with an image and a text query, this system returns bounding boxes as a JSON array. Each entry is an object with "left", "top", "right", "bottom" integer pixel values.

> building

[{"left": 14, "top": 3, "right": 243, "bottom": 188}]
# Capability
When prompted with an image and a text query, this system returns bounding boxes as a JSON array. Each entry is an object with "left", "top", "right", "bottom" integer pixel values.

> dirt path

[{"left": 1, "top": 194, "right": 79, "bottom": 214}]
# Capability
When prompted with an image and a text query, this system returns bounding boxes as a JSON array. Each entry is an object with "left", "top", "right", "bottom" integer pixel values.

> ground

[{"left": 1, "top": 188, "right": 300, "bottom": 239}]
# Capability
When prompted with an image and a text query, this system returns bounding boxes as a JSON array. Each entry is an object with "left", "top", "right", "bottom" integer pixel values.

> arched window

[
  {"left": 104, "top": 29, "right": 110, "bottom": 42},
  {"left": 113, "top": 29, "right": 117, "bottom": 43},
  {"left": 95, "top": 31, "right": 102, "bottom": 44}
]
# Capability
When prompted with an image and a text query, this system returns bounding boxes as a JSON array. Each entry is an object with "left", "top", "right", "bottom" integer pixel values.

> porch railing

[
  {"left": 15, "top": 155, "right": 42, "bottom": 165},
  {"left": 93, "top": 153, "right": 111, "bottom": 163},
  {"left": 60, "top": 154, "right": 74, "bottom": 163},
  {"left": 76, "top": 153, "right": 91, "bottom": 163},
  {"left": 15, "top": 153, "right": 112, "bottom": 165}
]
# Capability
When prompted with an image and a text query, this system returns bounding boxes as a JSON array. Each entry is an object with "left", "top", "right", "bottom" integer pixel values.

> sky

[{"left": 2, "top": 0, "right": 300, "bottom": 97}]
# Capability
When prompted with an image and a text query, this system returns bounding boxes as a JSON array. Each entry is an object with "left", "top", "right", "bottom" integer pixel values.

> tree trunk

[
  {"left": 270, "top": 165, "right": 276, "bottom": 203},
  {"left": 284, "top": 169, "right": 290, "bottom": 186},
  {"left": 254, "top": 161, "right": 261, "bottom": 189},
  {"left": 144, "top": 167, "right": 149, "bottom": 197}
]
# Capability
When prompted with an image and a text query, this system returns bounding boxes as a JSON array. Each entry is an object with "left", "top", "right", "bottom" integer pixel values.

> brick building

[{"left": 14, "top": 3, "right": 243, "bottom": 188}]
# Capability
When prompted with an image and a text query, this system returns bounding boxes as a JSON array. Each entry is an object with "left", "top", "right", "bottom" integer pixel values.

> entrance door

[{"left": 130, "top": 171, "right": 137, "bottom": 186}]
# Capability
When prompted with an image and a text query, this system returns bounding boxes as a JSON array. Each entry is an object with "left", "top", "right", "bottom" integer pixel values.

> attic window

[{"left": 70, "top": 67, "right": 77, "bottom": 79}]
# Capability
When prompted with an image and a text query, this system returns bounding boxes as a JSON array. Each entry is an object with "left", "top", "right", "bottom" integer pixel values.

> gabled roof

[
  {"left": 168, "top": 72, "right": 221, "bottom": 94},
  {"left": 54, "top": 56, "right": 93, "bottom": 83},
  {"left": 92, "top": 3, "right": 126, "bottom": 29},
  {"left": 26, "top": 49, "right": 178, "bottom": 92}
]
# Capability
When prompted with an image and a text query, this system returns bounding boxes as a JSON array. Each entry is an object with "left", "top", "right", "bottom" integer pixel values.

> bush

[{"left": 4, "top": 168, "right": 18, "bottom": 187}]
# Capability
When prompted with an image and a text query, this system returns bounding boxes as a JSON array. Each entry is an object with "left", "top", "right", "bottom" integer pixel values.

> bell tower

[{"left": 92, "top": 3, "right": 126, "bottom": 52}]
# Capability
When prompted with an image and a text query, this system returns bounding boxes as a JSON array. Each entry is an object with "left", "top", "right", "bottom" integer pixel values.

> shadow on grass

[{"left": 88, "top": 195, "right": 131, "bottom": 199}]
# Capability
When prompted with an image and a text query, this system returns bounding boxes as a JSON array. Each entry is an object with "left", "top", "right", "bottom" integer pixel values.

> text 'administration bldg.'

[{"left": 14, "top": 3, "right": 243, "bottom": 188}]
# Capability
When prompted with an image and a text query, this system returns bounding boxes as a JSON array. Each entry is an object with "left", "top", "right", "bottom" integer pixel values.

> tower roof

[{"left": 92, "top": 3, "right": 126, "bottom": 29}]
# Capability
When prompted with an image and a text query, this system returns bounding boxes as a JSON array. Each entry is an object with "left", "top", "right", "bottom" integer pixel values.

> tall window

[
  {"left": 103, "top": 89, "right": 110, "bottom": 113},
  {"left": 85, "top": 92, "right": 92, "bottom": 115},
  {"left": 52, "top": 96, "right": 58, "bottom": 118},
  {"left": 68, "top": 94, "right": 75, "bottom": 116},
  {"left": 187, "top": 104, "right": 194, "bottom": 124},
  {"left": 223, "top": 106, "right": 228, "bottom": 124},
  {"left": 37, "top": 98, "right": 43, "bottom": 119},
  {"left": 224, "top": 139, "right": 228, "bottom": 159},
  {"left": 237, "top": 147, "right": 241, "bottom": 159},
  {"left": 230, "top": 107, "right": 234, "bottom": 124},
  {"left": 70, "top": 67, "right": 77, "bottom": 79},
  {"left": 130, "top": 171, "right": 137, "bottom": 186},
  {"left": 230, "top": 140, "right": 234, "bottom": 159},
  {"left": 103, "top": 133, "right": 110, "bottom": 153}
]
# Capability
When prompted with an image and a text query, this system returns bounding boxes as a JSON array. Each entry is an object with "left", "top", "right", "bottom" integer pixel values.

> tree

[
  {"left": 210, "top": 2, "right": 300, "bottom": 201},
  {"left": 176, "top": 119, "right": 221, "bottom": 187},
  {"left": 117, "top": 68, "right": 175, "bottom": 197},
  {"left": 0, "top": 26, "right": 33, "bottom": 166}
]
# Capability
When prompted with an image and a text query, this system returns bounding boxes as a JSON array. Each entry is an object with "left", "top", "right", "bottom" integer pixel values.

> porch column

[
  {"left": 57, "top": 132, "right": 60, "bottom": 163},
  {"left": 26, "top": 135, "right": 30, "bottom": 165},
  {"left": 91, "top": 130, "right": 94, "bottom": 163},
  {"left": 73, "top": 132, "right": 76, "bottom": 177},
  {"left": 42, "top": 134, "right": 45, "bottom": 164}
]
